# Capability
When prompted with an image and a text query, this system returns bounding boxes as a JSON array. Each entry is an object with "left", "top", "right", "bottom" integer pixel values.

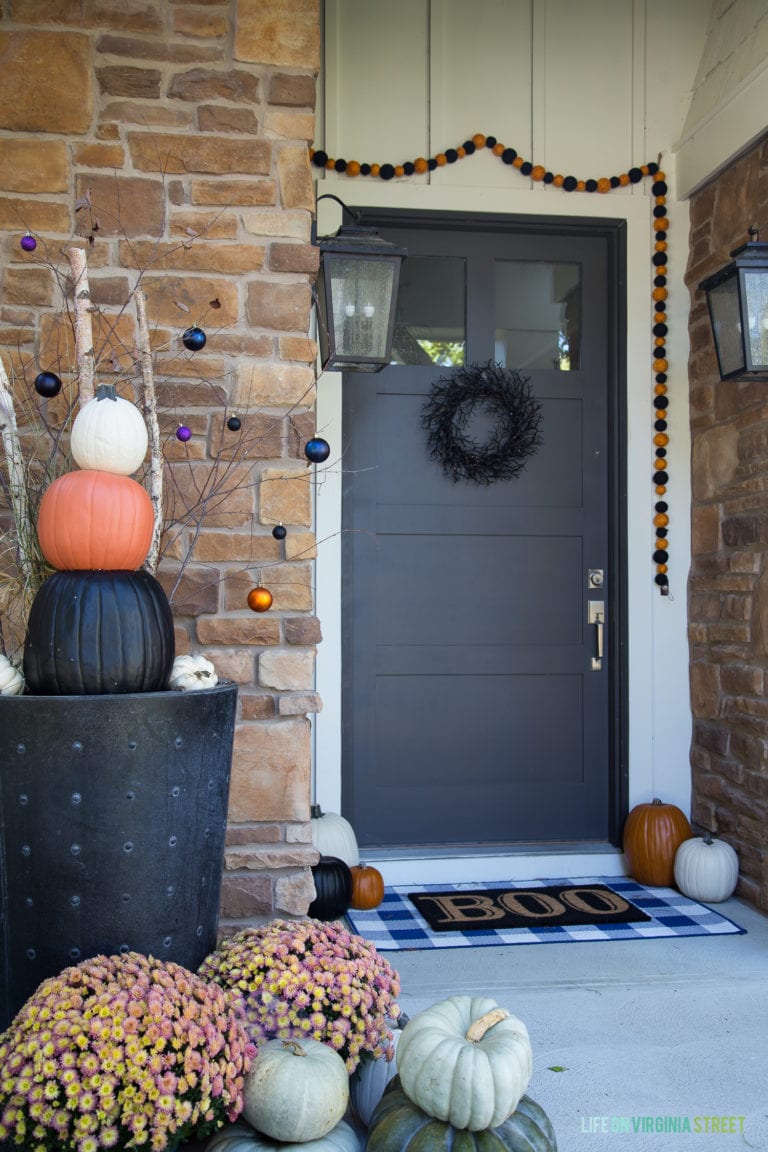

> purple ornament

[
  {"left": 20, "top": 232, "right": 37, "bottom": 252},
  {"left": 176, "top": 424, "right": 192, "bottom": 443}
]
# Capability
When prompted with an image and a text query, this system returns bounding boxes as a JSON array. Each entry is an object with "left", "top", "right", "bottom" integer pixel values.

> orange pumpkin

[
  {"left": 623, "top": 798, "right": 692, "bottom": 887},
  {"left": 350, "top": 863, "right": 385, "bottom": 910},
  {"left": 37, "top": 469, "right": 153, "bottom": 571}
]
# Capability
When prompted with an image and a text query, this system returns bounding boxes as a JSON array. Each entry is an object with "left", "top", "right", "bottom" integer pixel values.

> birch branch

[
  {"left": 66, "top": 246, "right": 96, "bottom": 405},
  {"left": 135, "top": 289, "right": 163, "bottom": 574},
  {"left": 0, "top": 358, "right": 36, "bottom": 600}
]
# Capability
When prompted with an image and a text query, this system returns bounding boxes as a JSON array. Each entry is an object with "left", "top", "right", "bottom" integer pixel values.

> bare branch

[
  {"left": 134, "top": 289, "right": 163, "bottom": 574},
  {"left": 65, "top": 246, "right": 96, "bottom": 404}
]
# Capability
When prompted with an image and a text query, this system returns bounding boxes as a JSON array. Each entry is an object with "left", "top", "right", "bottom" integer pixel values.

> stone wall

[
  {"left": 686, "top": 133, "right": 768, "bottom": 911},
  {"left": 0, "top": 0, "right": 322, "bottom": 923}
]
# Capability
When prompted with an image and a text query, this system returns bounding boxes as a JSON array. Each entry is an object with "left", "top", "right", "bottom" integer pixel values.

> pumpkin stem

[
  {"left": 651, "top": 798, "right": 663, "bottom": 805},
  {"left": 465, "top": 1007, "right": 509, "bottom": 1042},
  {"left": 703, "top": 831, "right": 713, "bottom": 845},
  {"left": 311, "top": 804, "right": 323, "bottom": 818},
  {"left": 95, "top": 383, "right": 117, "bottom": 402},
  {"left": 281, "top": 1040, "right": 307, "bottom": 1057}
]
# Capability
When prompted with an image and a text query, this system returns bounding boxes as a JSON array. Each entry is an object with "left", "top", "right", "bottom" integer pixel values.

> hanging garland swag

[
  {"left": 311, "top": 135, "right": 670, "bottom": 595},
  {"left": 422, "top": 362, "right": 542, "bottom": 486}
]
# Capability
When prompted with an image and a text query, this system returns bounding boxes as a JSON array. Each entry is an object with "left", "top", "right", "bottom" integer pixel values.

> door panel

[{"left": 342, "top": 214, "right": 624, "bottom": 851}]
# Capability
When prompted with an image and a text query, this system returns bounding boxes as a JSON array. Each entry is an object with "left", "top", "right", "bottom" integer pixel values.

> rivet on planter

[
  {"left": 128, "top": 741, "right": 138, "bottom": 751},
  {"left": 69, "top": 948, "right": 80, "bottom": 960},
  {"left": 171, "top": 786, "right": 180, "bottom": 797},
  {"left": 70, "top": 844, "right": 81, "bottom": 856},
  {"left": 168, "top": 836, "right": 177, "bottom": 847},
  {"left": 163, "top": 936, "right": 172, "bottom": 948},
  {"left": 72, "top": 742, "right": 83, "bottom": 753},
  {"left": 25, "top": 897, "right": 33, "bottom": 907},
  {"left": 174, "top": 736, "right": 183, "bottom": 749},
  {"left": 122, "top": 893, "right": 131, "bottom": 903},
  {"left": 70, "top": 895, "right": 80, "bottom": 908},
  {"left": 18, "top": 794, "right": 28, "bottom": 806},
  {"left": 124, "top": 842, "right": 134, "bottom": 854},
  {"left": 21, "top": 845, "right": 31, "bottom": 857},
  {"left": 71, "top": 792, "right": 82, "bottom": 805},
  {"left": 26, "top": 948, "right": 36, "bottom": 960},
  {"left": 119, "top": 944, "right": 129, "bottom": 954},
  {"left": 16, "top": 744, "right": 25, "bottom": 754}
]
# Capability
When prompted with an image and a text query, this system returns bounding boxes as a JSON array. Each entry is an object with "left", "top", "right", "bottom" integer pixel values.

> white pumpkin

[
  {"left": 168, "top": 653, "right": 218, "bottom": 691},
  {"left": 395, "top": 995, "right": 533, "bottom": 1131},
  {"left": 70, "top": 383, "right": 148, "bottom": 475},
  {"left": 674, "top": 833, "right": 739, "bottom": 902},
  {"left": 205, "top": 1119, "right": 361, "bottom": 1152},
  {"left": 0, "top": 654, "right": 24, "bottom": 696},
  {"left": 310, "top": 804, "right": 360, "bottom": 867},
  {"left": 243, "top": 1038, "right": 349, "bottom": 1143},
  {"left": 349, "top": 1026, "right": 400, "bottom": 1127}
]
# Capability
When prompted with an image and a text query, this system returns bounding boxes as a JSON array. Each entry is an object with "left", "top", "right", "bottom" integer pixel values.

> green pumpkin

[{"left": 366, "top": 1080, "right": 557, "bottom": 1152}]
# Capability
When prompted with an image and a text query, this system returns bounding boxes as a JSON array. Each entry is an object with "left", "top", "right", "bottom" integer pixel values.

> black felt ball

[
  {"left": 34, "top": 370, "right": 62, "bottom": 398},
  {"left": 312, "top": 150, "right": 329, "bottom": 168}
]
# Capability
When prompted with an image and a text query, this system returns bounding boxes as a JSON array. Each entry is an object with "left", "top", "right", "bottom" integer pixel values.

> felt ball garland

[{"left": 311, "top": 137, "right": 670, "bottom": 593}]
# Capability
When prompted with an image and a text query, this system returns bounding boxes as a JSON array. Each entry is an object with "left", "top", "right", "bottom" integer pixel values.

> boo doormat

[{"left": 345, "top": 876, "right": 746, "bottom": 951}]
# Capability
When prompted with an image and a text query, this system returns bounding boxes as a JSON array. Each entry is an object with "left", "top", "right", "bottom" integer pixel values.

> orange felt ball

[
  {"left": 654, "top": 512, "right": 669, "bottom": 528},
  {"left": 597, "top": 177, "right": 611, "bottom": 193},
  {"left": 652, "top": 287, "right": 668, "bottom": 303},
  {"left": 247, "top": 586, "right": 273, "bottom": 613},
  {"left": 472, "top": 133, "right": 486, "bottom": 148},
  {"left": 346, "top": 160, "right": 361, "bottom": 177},
  {"left": 414, "top": 157, "right": 428, "bottom": 174}
]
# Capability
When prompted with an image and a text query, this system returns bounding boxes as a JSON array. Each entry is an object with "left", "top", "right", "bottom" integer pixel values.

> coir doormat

[
  {"left": 408, "top": 882, "right": 649, "bottom": 932},
  {"left": 345, "top": 876, "right": 746, "bottom": 951}
]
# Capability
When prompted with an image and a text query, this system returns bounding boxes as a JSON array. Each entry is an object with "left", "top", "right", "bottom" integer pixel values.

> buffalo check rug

[{"left": 345, "top": 876, "right": 746, "bottom": 951}]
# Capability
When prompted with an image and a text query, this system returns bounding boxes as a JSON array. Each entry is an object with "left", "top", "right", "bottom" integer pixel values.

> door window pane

[
  {"left": 495, "top": 261, "right": 581, "bottom": 370},
  {"left": 391, "top": 256, "right": 466, "bottom": 365}
]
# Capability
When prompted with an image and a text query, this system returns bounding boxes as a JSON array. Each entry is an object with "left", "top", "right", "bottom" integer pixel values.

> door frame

[{"left": 317, "top": 206, "right": 629, "bottom": 859}]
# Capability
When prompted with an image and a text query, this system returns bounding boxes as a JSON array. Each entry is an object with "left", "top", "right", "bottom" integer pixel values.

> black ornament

[
  {"left": 422, "top": 361, "right": 543, "bottom": 486},
  {"left": 304, "top": 437, "right": 331, "bottom": 464},
  {"left": 182, "top": 326, "right": 207, "bottom": 351},
  {"left": 226, "top": 415, "right": 242, "bottom": 432},
  {"left": 34, "top": 371, "right": 62, "bottom": 398},
  {"left": 272, "top": 523, "right": 287, "bottom": 541}
]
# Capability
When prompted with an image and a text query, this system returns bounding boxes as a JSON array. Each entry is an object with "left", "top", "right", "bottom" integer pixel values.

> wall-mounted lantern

[
  {"left": 699, "top": 228, "right": 768, "bottom": 381},
  {"left": 314, "top": 195, "right": 407, "bottom": 373}
]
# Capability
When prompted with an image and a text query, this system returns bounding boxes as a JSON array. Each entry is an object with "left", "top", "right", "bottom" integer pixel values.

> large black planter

[{"left": 0, "top": 682, "right": 237, "bottom": 1030}]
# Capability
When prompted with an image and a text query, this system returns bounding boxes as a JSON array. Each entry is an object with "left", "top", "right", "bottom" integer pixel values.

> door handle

[{"left": 588, "top": 600, "right": 605, "bottom": 670}]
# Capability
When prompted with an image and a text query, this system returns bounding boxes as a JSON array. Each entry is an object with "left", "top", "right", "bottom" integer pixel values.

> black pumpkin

[
  {"left": 23, "top": 570, "right": 175, "bottom": 695},
  {"left": 308, "top": 855, "right": 353, "bottom": 921},
  {"left": 367, "top": 1080, "right": 557, "bottom": 1152}
]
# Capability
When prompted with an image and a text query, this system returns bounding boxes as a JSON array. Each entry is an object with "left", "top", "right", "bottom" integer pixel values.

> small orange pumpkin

[
  {"left": 623, "top": 798, "right": 692, "bottom": 887},
  {"left": 37, "top": 469, "right": 153, "bottom": 571},
  {"left": 350, "top": 864, "right": 385, "bottom": 910}
]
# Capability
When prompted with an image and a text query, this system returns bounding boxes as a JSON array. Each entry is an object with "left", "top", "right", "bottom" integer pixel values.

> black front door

[{"left": 342, "top": 211, "right": 625, "bottom": 852}]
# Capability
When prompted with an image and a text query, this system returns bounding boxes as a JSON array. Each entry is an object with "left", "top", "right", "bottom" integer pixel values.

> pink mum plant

[
  {"left": 199, "top": 919, "right": 401, "bottom": 1074},
  {"left": 0, "top": 952, "right": 256, "bottom": 1152}
]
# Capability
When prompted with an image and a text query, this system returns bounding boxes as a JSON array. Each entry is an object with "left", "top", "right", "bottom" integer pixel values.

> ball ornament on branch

[
  {"left": 272, "top": 523, "right": 287, "bottom": 540},
  {"left": 421, "top": 362, "right": 543, "bottom": 485},
  {"left": 176, "top": 423, "right": 192, "bottom": 442},
  {"left": 247, "top": 585, "right": 273, "bottom": 612},
  {"left": 305, "top": 436, "right": 331, "bottom": 464},
  {"left": 182, "top": 325, "right": 207, "bottom": 351},
  {"left": 34, "top": 370, "right": 62, "bottom": 398},
  {"left": 226, "top": 414, "right": 242, "bottom": 431},
  {"left": 20, "top": 232, "right": 37, "bottom": 252}
]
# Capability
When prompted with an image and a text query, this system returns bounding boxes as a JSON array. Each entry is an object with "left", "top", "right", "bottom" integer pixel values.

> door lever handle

[{"left": 588, "top": 600, "right": 605, "bottom": 670}]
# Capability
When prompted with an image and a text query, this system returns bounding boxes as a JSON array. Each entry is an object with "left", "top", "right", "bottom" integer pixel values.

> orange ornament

[
  {"left": 247, "top": 586, "right": 273, "bottom": 613},
  {"left": 37, "top": 469, "right": 153, "bottom": 571}
]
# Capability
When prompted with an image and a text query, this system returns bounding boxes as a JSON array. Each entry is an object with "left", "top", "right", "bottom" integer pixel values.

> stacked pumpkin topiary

[
  {"left": 365, "top": 996, "right": 557, "bottom": 1152},
  {"left": 23, "top": 384, "right": 175, "bottom": 695}
]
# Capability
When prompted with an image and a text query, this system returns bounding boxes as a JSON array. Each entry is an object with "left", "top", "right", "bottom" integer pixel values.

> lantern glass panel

[
  {"left": 744, "top": 269, "right": 768, "bottom": 371},
  {"left": 707, "top": 275, "right": 745, "bottom": 378},
  {"left": 328, "top": 255, "right": 396, "bottom": 361}
]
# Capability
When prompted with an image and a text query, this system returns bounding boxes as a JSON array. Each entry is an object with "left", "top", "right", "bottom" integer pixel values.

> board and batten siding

[{"left": 313, "top": 0, "right": 706, "bottom": 883}]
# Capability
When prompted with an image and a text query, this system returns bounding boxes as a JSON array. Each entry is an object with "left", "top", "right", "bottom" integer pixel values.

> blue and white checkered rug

[{"left": 345, "top": 876, "right": 746, "bottom": 950}]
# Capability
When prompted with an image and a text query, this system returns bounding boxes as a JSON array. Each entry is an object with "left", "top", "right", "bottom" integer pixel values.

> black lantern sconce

[
  {"left": 314, "top": 195, "right": 407, "bottom": 373},
  {"left": 699, "top": 227, "right": 768, "bottom": 381}
]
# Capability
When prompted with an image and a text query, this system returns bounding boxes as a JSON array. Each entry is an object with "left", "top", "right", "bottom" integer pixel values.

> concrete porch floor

[{"left": 388, "top": 894, "right": 768, "bottom": 1150}]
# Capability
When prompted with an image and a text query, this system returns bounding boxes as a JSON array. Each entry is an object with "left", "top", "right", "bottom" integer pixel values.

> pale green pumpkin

[
  {"left": 395, "top": 996, "right": 532, "bottom": 1131},
  {"left": 243, "top": 1038, "right": 349, "bottom": 1143},
  {"left": 206, "top": 1119, "right": 362, "bottom": 1152}
]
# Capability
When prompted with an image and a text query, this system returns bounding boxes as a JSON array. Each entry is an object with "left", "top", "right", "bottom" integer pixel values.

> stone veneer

[
  {"left": 686, "top": 132, "right": 768, "bottom": 911},
  {"left": 0, "top": 0, "right": 322, "bottom": 923}
]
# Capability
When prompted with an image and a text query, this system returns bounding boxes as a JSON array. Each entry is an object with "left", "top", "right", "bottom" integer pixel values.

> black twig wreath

[{"left": 421, "top": 361, "right": 543, "bottom": 485}]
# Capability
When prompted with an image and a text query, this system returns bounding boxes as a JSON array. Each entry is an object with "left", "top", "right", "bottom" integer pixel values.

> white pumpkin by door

[
  {"left": 674, "top": 833, "right": 739, "bottom": 902},
  {"left": 168, "top": 653, "right": 218, "bottom": 691},
  {"left": 310, "top": 804, "right": 360, "bottom": 867}
]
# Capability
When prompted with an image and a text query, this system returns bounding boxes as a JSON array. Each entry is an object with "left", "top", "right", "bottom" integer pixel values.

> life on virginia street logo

[{"left": 580, "top": 1115, "right": 745, "bottom": 1136}]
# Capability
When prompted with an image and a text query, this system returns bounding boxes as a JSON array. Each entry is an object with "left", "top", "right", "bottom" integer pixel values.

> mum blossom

[
  {"left": 198, "top": 918, "right": 401, "bottom": 1074},
  {"left": 0, "top": 953, "right": 256, "bottom": 1152}
]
